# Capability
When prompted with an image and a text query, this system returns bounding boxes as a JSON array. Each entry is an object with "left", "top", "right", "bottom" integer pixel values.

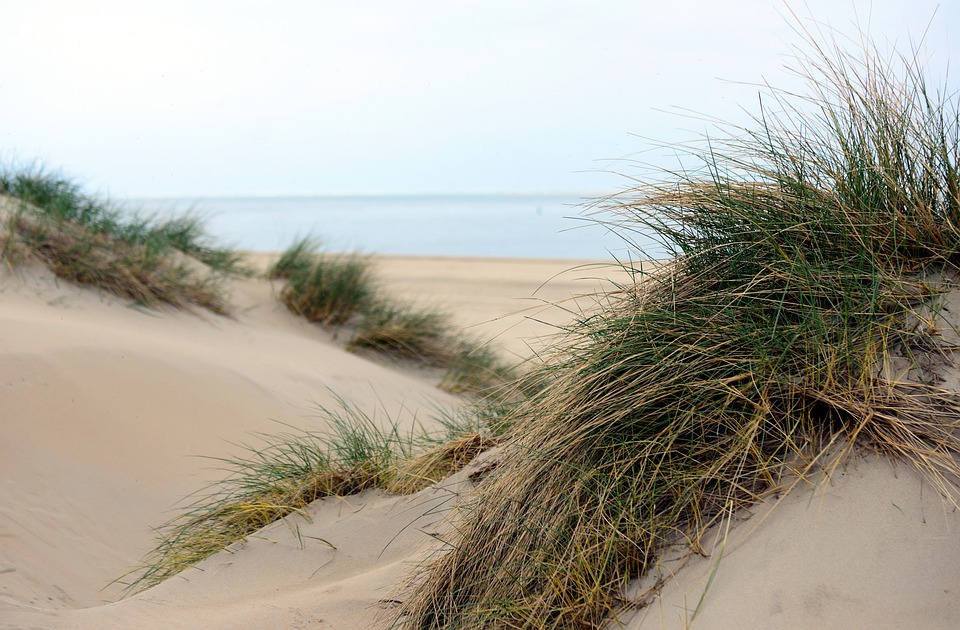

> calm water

[{"left": 118, "top": 195, "right": 661, "bottom": 260}]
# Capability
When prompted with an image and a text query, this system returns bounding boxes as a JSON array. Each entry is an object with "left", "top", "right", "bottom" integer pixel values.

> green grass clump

[
  {"left": 279, "top": 251, "right": 374, "bottom": 326},
  {"left": 394, "top": 22, "right": 960, "bottom": 629},
  {"left": 272, "top": 237, "right": 521, "bottom": 399},
  {"left": 351, "top": 299, "right": 456, "bottom": 363},
  {"left": 121, "top": 397, "right": 499, "bottom": 594},
  {"left": 0, "top": 167, "right": 244, "bottom": 313},
  {"left": 352, "top": 301, "right": 521, "bottom": 398},
  {"left": 266, "top": 235, "right": 321, "bottom": 280}
]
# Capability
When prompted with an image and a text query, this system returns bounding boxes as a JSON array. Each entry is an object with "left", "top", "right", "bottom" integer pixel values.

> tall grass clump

[
  {"left": 266, "top": 235, "right": 321, "bottom": 280},
  {"left": 354, "top": 304, "right": 521, "bottom": 398},
  {"left": 279, "top": 250, "right": 375, "bottom": 326},
  {"left": 273, "top": 237, "right": 521, "bottom": 398},
  {"left": 121, "top": 397, "right": 498, "bottom": 594},
  {"left": 351, "top": 299, "right": 456, "bottom": 363},
  {"left": 395, "top": 23, "right": 960, "bottom": 629},
  {"left": 0, "top": 167, "right": 243, "bottom": 313}
]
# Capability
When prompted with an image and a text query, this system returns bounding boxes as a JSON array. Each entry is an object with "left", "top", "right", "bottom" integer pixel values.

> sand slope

[
  {"left": 0, "top": 255, "right": 595, "bottom": 628},
  {"left": 0, "top": 264, "right": 454, "bottom": 609}
]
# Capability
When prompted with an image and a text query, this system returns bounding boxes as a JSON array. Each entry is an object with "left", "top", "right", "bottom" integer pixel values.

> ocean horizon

[{"left": 118, "top": 194, "right": 662, "bottom": 261}]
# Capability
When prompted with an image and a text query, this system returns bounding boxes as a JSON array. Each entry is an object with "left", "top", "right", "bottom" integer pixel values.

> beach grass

[
  {"left": 120, "top": 397, "right": 499, "bottom": 594},
  {"left": 393, "top": 22, "right": 960, "bottom": 629},
  {"left": 0, "top": 167, "right": 244, "bottom": 313},
  {"left": 352, "top": 301, "right": 521, "bottom": 398},
  {"left": 351, "top": 299, "right": 455, "bottom": 364},
  {"left": 273, "top": 237, "right": 520, "bottom": 398},
  {"left": 265, "top": 234, "right": 321, "bottom": 280},
  {"left": 279, "top": 250, "right": 374, "bottom": 326}
]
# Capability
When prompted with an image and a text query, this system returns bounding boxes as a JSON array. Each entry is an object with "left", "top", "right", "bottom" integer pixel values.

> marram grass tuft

[
  {"left": 272, "top": 236, "right": 521, "bottom": 398},
  {"left": 394, "top": 20, "right": 960, "bottom": 630},
  {"left": 119, "top": 397, "right": 502, "bottom": 595},
  {"left": 0, "top": 167, "right": 243, "bottom": 314}
]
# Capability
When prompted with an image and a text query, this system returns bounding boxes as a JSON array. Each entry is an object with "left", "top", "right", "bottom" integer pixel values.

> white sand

[{"left": 2, "top": 255, "right": 959, "bottom": 629}]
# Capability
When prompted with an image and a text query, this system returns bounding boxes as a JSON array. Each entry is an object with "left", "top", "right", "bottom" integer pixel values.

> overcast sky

[{"left": 2, "top": 1, "right": 956, "bottom": 197}]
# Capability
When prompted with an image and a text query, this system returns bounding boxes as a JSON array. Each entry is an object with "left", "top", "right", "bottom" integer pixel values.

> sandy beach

[{"left": 2, "top": 252, "right": 960, "bottom": 629}]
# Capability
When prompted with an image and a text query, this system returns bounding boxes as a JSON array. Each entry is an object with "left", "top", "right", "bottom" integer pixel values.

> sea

[{"left": 117, "top": 194, "right": 663, "bottom": 261}]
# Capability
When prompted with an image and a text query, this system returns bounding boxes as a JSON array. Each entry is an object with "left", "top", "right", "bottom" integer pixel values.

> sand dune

[
  {"left": 2, "top": 255, "right": 959, "bottom": 629},
  {"left": 0, "top": 255, "right": 596, "bottom": 627}
]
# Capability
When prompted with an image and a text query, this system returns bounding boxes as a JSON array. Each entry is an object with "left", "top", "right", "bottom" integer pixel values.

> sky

[{"left": 1, "top": 1, "right": 957, "bottom": 197}]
